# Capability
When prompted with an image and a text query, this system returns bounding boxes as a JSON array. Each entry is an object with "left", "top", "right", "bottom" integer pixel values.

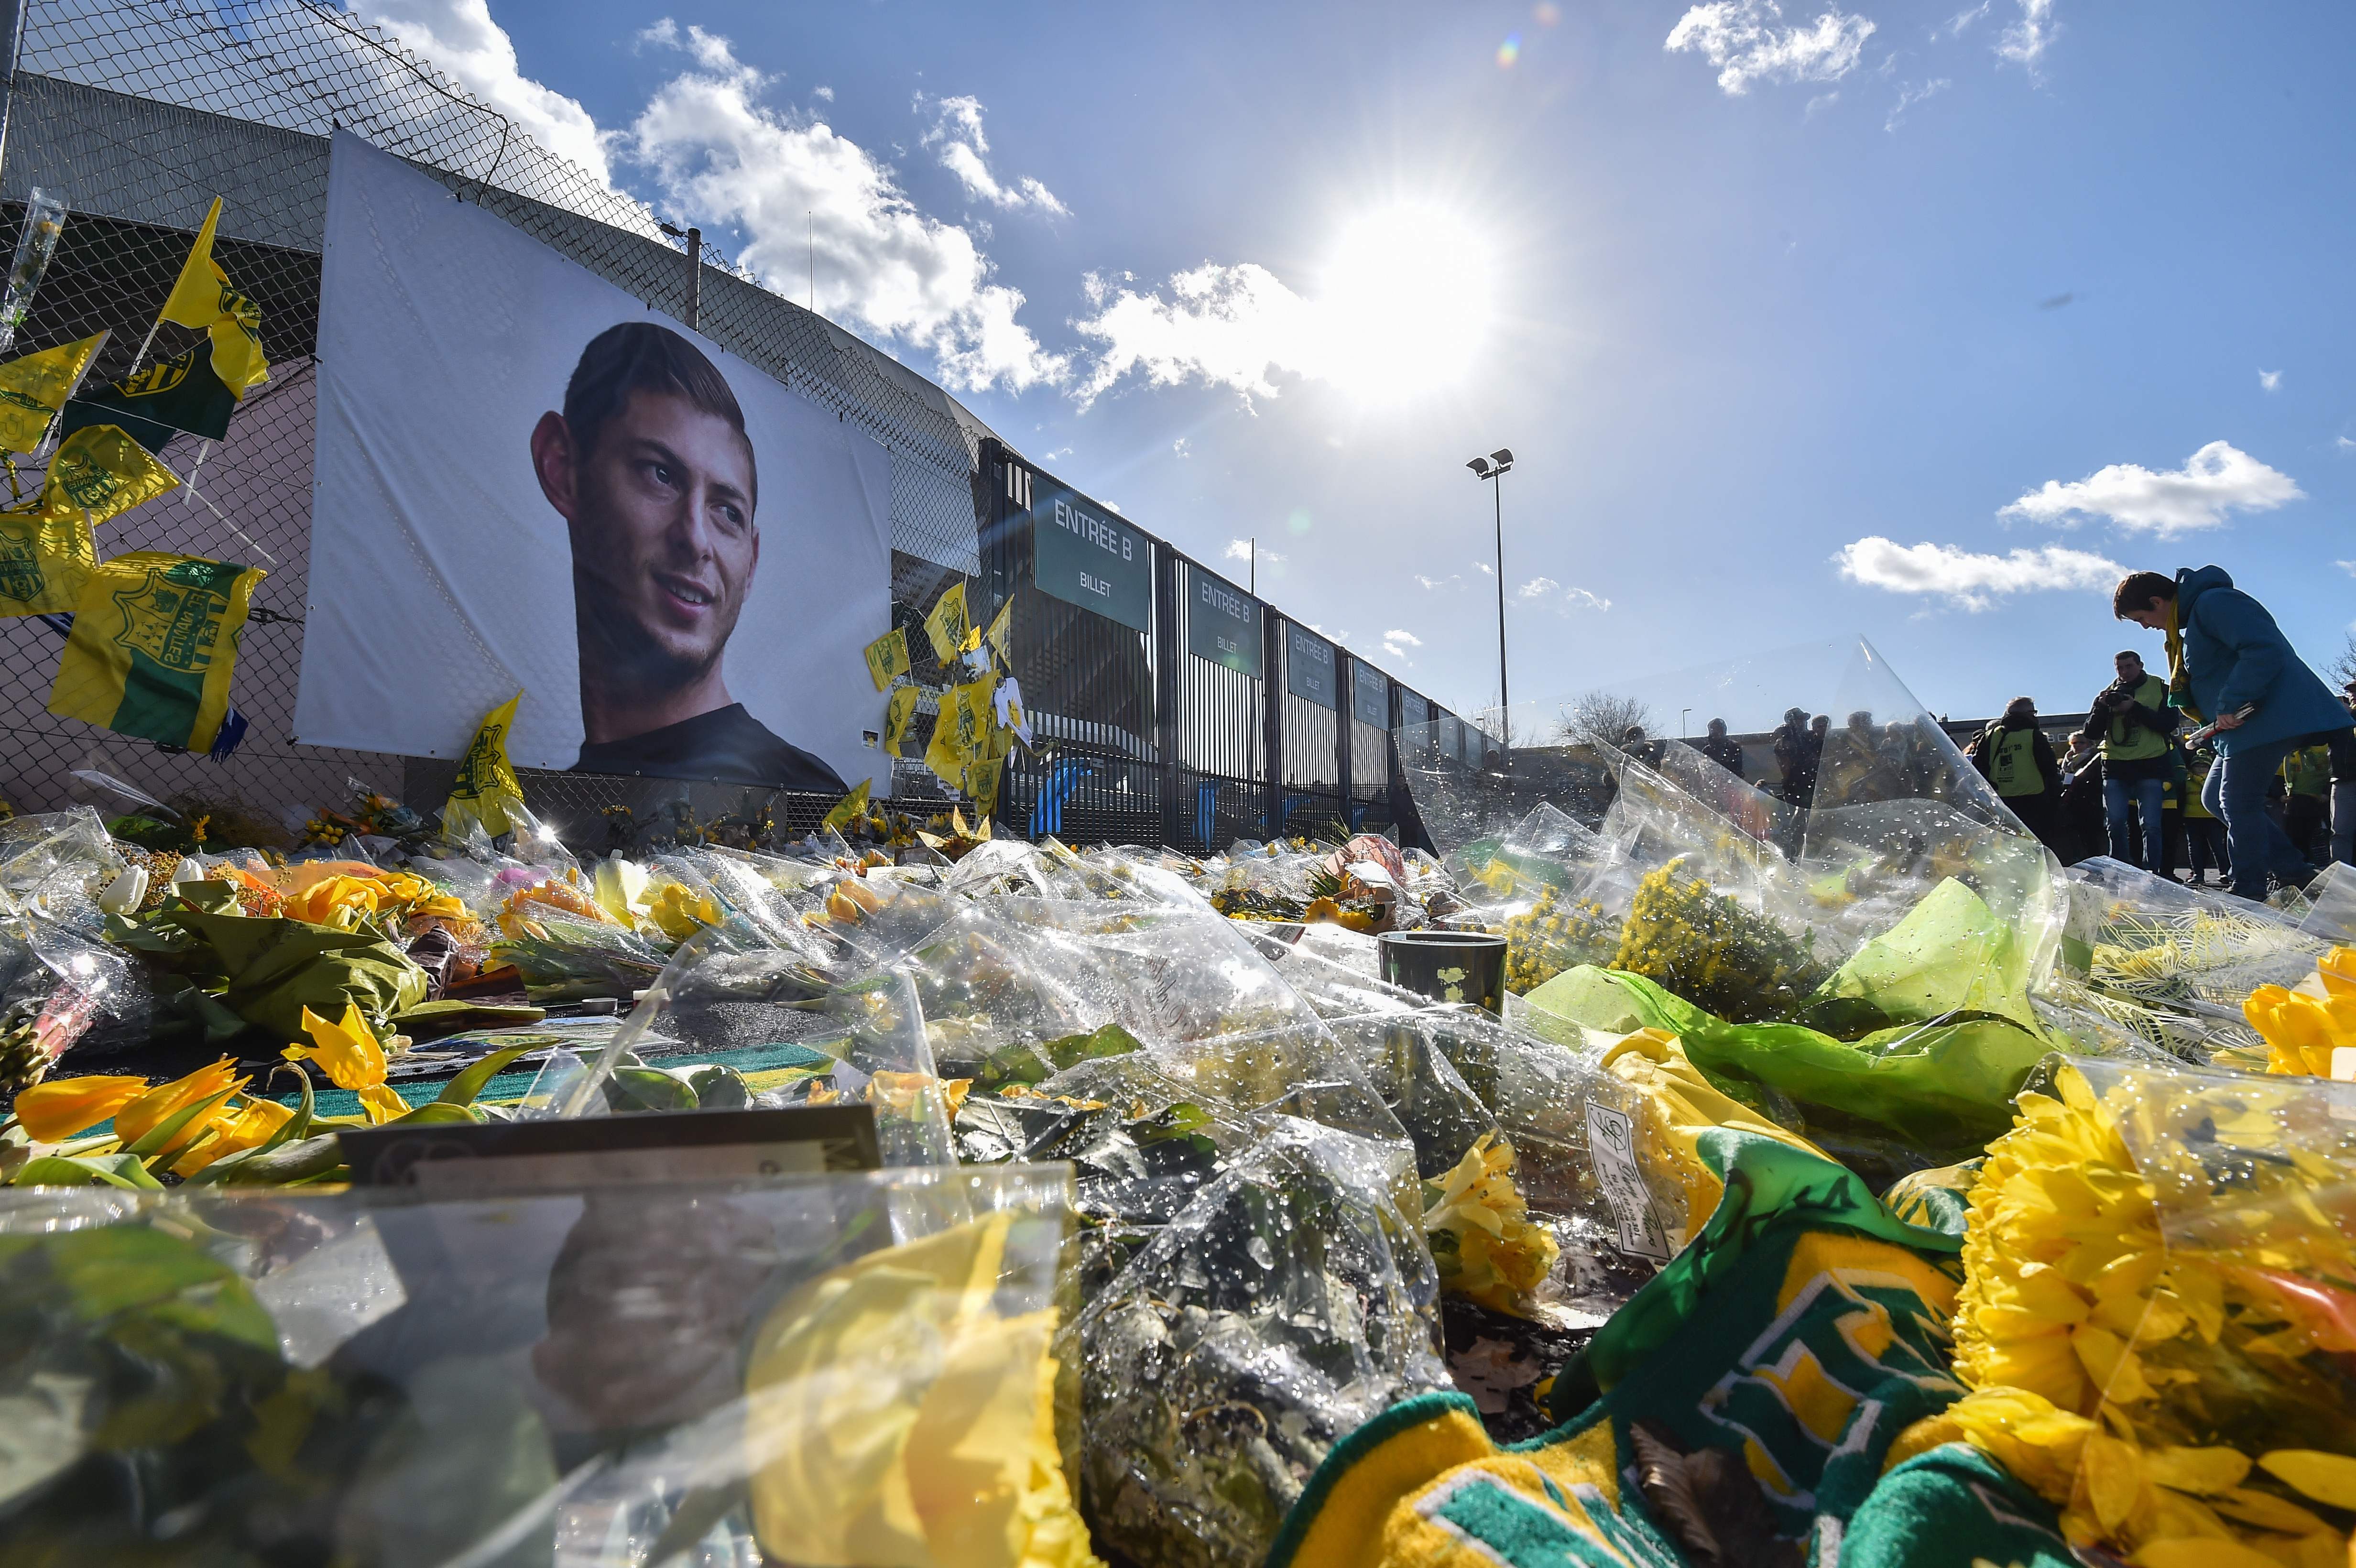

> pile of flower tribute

[{"left": 0, "top": 708, "right": 2349, "bottom": 1568}]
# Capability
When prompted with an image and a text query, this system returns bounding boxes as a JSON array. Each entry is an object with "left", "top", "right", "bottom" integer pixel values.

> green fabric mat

[{"left": 264, "top": 1038, "right": 844, "bottom": 1120}]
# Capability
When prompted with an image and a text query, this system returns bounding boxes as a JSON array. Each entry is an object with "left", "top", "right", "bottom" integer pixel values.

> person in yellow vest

[
  {"left": 2075, "top": 648, "right": 2178, "bottom": 872},
  {"left": 1967, "top": 697, "right": 2065, "bottom": 853},
  {"left": 2280, "top": 741, "right": 2332, "bottom": 862},
  {"left": 2181, "top": 742, "right": 2227, "bottom": 887}
]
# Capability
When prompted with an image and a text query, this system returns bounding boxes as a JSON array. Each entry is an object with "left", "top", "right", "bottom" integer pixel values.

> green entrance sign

[
  {"left": 1186, "top": 567, "right": 1262, "bottom": 678},
  {"left": 1026, "top": 477, "right": 1152, "bottom": 632},
  {"left": 1286, "top": 624, "right": 1337, "bottom": 708}
]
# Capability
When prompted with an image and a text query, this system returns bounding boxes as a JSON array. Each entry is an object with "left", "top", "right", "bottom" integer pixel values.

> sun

[{"left": 1316, "top": 204, "right": 1499, "bottom": 402}]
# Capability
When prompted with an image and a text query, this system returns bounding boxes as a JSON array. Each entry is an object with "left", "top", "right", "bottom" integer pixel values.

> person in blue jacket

[{"left": 2114, "top": 566, "right": 2356, "bottom": 897}]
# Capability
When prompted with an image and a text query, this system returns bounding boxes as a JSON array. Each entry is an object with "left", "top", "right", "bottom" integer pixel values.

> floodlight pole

[
  {"left": 1468, "top": 450, "right": 1514, "bottom": 769},
  {"left": 1491, "top": 474, "right": 1507, "bottom": 766}
]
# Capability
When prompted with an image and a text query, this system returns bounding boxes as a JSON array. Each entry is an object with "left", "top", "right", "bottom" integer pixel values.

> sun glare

[{"left": 1317, "top": 204, "right": 1498, "bottom": 402}]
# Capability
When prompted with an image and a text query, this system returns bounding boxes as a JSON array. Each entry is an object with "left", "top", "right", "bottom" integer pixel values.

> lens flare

[{"left": 1497, "top": 33, "right": 1521, "bottom": 66}]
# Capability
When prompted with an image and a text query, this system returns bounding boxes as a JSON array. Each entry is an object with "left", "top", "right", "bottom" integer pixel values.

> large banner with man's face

[{"left": 296, "top": 131, "right": 891, "bottom": 795}]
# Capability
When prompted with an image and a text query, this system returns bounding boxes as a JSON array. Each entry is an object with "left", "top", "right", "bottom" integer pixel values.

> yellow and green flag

[
  {"left": 923, "top": 581, "right": 975, "bottom": 663},
  {"left": 60, "top": 341, "right": 236, "bottom": 454},
  {"left": 156, "top": 197, "right": 267, "bottom": 398},
  {"left": 47, "top": 550, "right": 263, "bottom": 751},
  {"left": 983, "top": 599, "right": 1012, "bottom": 667},
  {"left": 882, "top": 685, "right": 922, "bottom": 758},
  {"left": 0, "top": 331, "right": 106, "bottom": 453},
  {"left": 862, "top": 625, "right": 910, "bottom": 691},
  {"left": 960, "top": 754, "right": 1003, "bottom": 820},
  {"left": 821, "top": 778, "right": 873, "bottom": 835},
  {"left": 0, "top": 507, "right": 95, "bottom": 615},
  {"left": 33, "top": 422, "right": 179, "bottom": 527},
  {"left": 443, "top": 692, "right": 527, "bottom": 842}
]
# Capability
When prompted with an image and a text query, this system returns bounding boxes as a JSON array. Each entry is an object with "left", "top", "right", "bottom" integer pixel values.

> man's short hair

[
  {"left": 2111, "top": 571, "right": 2176, "bottom": 619},
  {"left": 563, "top": 322, "right": 755, "bottom": 504},
  {"left": 2116, "top": 650, "right": 2143, "bottom": 664}
]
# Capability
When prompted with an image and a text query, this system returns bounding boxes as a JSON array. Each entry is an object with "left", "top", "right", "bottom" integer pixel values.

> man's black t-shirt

[{"left": 571, "top": 704, "right": 848, "bottom": 792}]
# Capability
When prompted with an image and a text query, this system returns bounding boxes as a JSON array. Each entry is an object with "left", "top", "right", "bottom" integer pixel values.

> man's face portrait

[{"left": 534, "top": 385, "right": 757, "bottom": 691}]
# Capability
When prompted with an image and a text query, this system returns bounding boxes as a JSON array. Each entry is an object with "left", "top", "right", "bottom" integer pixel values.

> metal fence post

[
  {"left": 1154, "top": 543, "right": 1181, "bottom": 846},
  {"left": 1262, "top": 613, "right": 1285, "bottom": 838},
  {"left": 1333, "top": 648, "right": 1353, "bottom": 830}
]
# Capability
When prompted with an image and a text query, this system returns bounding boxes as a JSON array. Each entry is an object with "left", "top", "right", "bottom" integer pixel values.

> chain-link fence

[{"left": 0, "top": 0, "right": 1494, "bottom": 851}]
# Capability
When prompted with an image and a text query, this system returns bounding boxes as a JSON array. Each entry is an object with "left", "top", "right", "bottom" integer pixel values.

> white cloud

[
  {"left": 1516, "top": 577, "right": 1613, "bottom": 614},
  {"left": 1665, "top": 0, "right": 1876, "bottom": 95},
  {"left": 1172, "top": 436, "right": 1191, "bottom": 458},
  {"left": 1836, "top": 537, "right": 2123, "bottom": 610},
  {"left": 2339, "top": 436, "right": 2356, "bottom": 453},
  {"left": 916, "top": 93, "right": 1069, "bottom": 215},
  {"left": 622, "top": 24, "right": 1063, "bottom": 392},
  {"left": 2001, "top": 441, "right": 2302, "bottom": 536},
  {"left": 1996, "top": 0, "right": 2057, "bottom": 72},
  {"left": 813, "top": 85, "right": 833, "bottom": 101},
  {"left": 1224, "top": 539, "right": 1281, "bottom": 566},
  {"left": 2337, "top": 560, "right": 2356, "bottom": 577},
  {"left": 350, "top": 0, "right": 612, "bottom": 184},
  {"left": 1381, "top": 629, "right": 1422, "bottom": 660},
  {"left": 1943, "top": 1, "right": 1992, "bottom": 37},
  {"left": 1415, "top": 572, "right": 1464, "bottom": 590},
  {"left": 2258, "top": 368, "right": 2282, "bottom": 392},
  {"left": 1071, "top": 262, "right": 1317, "bottom": 408},
  {"left": 1887, "top": 77, "right": 1950, "bottom": 131}
]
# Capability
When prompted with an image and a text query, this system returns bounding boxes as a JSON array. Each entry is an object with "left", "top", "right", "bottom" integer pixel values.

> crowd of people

[{"left": 1690, "top": 567, "right": 2356, "bottom": 900}]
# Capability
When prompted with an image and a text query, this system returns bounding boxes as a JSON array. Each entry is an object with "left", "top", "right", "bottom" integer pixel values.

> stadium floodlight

[{"left": 1466, "top": 448, "right": 1517, "bottom": 767}]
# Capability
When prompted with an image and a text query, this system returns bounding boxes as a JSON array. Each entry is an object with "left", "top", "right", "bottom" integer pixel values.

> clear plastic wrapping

[
  {"left": 0, "top": 1165, "right": 1084, "bottom": 1568},
  {"left": 1071, "top": 1115, "right": 1450, "bottom": 1568}
]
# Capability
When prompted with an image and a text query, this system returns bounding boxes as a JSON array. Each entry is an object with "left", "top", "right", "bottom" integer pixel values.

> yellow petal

[
  {"left": 113, "top": 1058, "right": 240, "bottom": 1145},
  {"left": 11, "top": 1074, "right": 149, "bottom": 1141},
  {"left": 2145, "top": 1445, "right": 2252, "bottom": 1496},
  {"left": 171, "top": 1097, "right": 293, "bottom": 1174},
  {"left": 285, "top": 1003, "right": 388, "bottom": 1090},
  {"left": 2257, "top": 1450, "right": 2356, "bottom": 1511},
  {"left": 357, "top": 1083, "right": 410, "bottom": 1125},
  {"left": 2082, "top": 1432, "right": 2147, "bottom": 1534}
]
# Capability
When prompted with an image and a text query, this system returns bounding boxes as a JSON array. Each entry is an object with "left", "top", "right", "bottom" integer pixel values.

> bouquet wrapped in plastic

[
  {"left": 0, "top": 1164, "right": 1092, "bottom": 1568},
  {"left": 1905, "top": 1057, "right": 2356, "bottom": 1565}
]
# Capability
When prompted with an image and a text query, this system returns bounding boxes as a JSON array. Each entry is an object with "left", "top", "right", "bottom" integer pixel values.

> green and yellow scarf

[{"left": 2163, "top": 597, "right": 2202, "bottom": 722}]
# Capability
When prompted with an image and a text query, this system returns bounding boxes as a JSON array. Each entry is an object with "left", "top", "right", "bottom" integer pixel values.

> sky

[{"left": 351, "top": 0, "right": 2356, "bottom": 731}]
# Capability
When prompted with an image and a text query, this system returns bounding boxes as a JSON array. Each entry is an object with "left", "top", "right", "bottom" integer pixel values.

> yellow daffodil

[
  {"left": 114, "top": 1057, "right": 242, "bottom": 1146},
  {"left": 284, "top": 1004, "right": 409, "bottom": 1126},
  {"left": 1421, "top": 1132, "right": 1560, "bottom": 1317},
  {"left": 11, "top": 1073, "right": 149, "bottom": 1142},
  {"left": 170, "top": 1095, "right": 293, "bottom": 1175}
]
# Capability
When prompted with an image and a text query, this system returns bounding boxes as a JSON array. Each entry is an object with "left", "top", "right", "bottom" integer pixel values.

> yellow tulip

[
  {"left": 646, "top": 881, "right": 722, "bottom": 941},
  {"left": 114, "top": 1058, "right": 242, "bottom": 1146},
  {"left": 171, "top": 1096, "right": 293, "bottom": 1175},
  {"left": 2242, "top": 983, "right": 2356, "bottom": 1079},
  {"left": 2318, "top": 946, "right": 2355, "bottom": 1000},
  {"left": 357, "top": 1082, "right": 410, "bottom": 1125},
  {"left": 10, "top": 1074, "right": 149, "bottom": 1142},
  {"left": 283, "top": 1003, "right": 388, "bottom": 1091}
]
